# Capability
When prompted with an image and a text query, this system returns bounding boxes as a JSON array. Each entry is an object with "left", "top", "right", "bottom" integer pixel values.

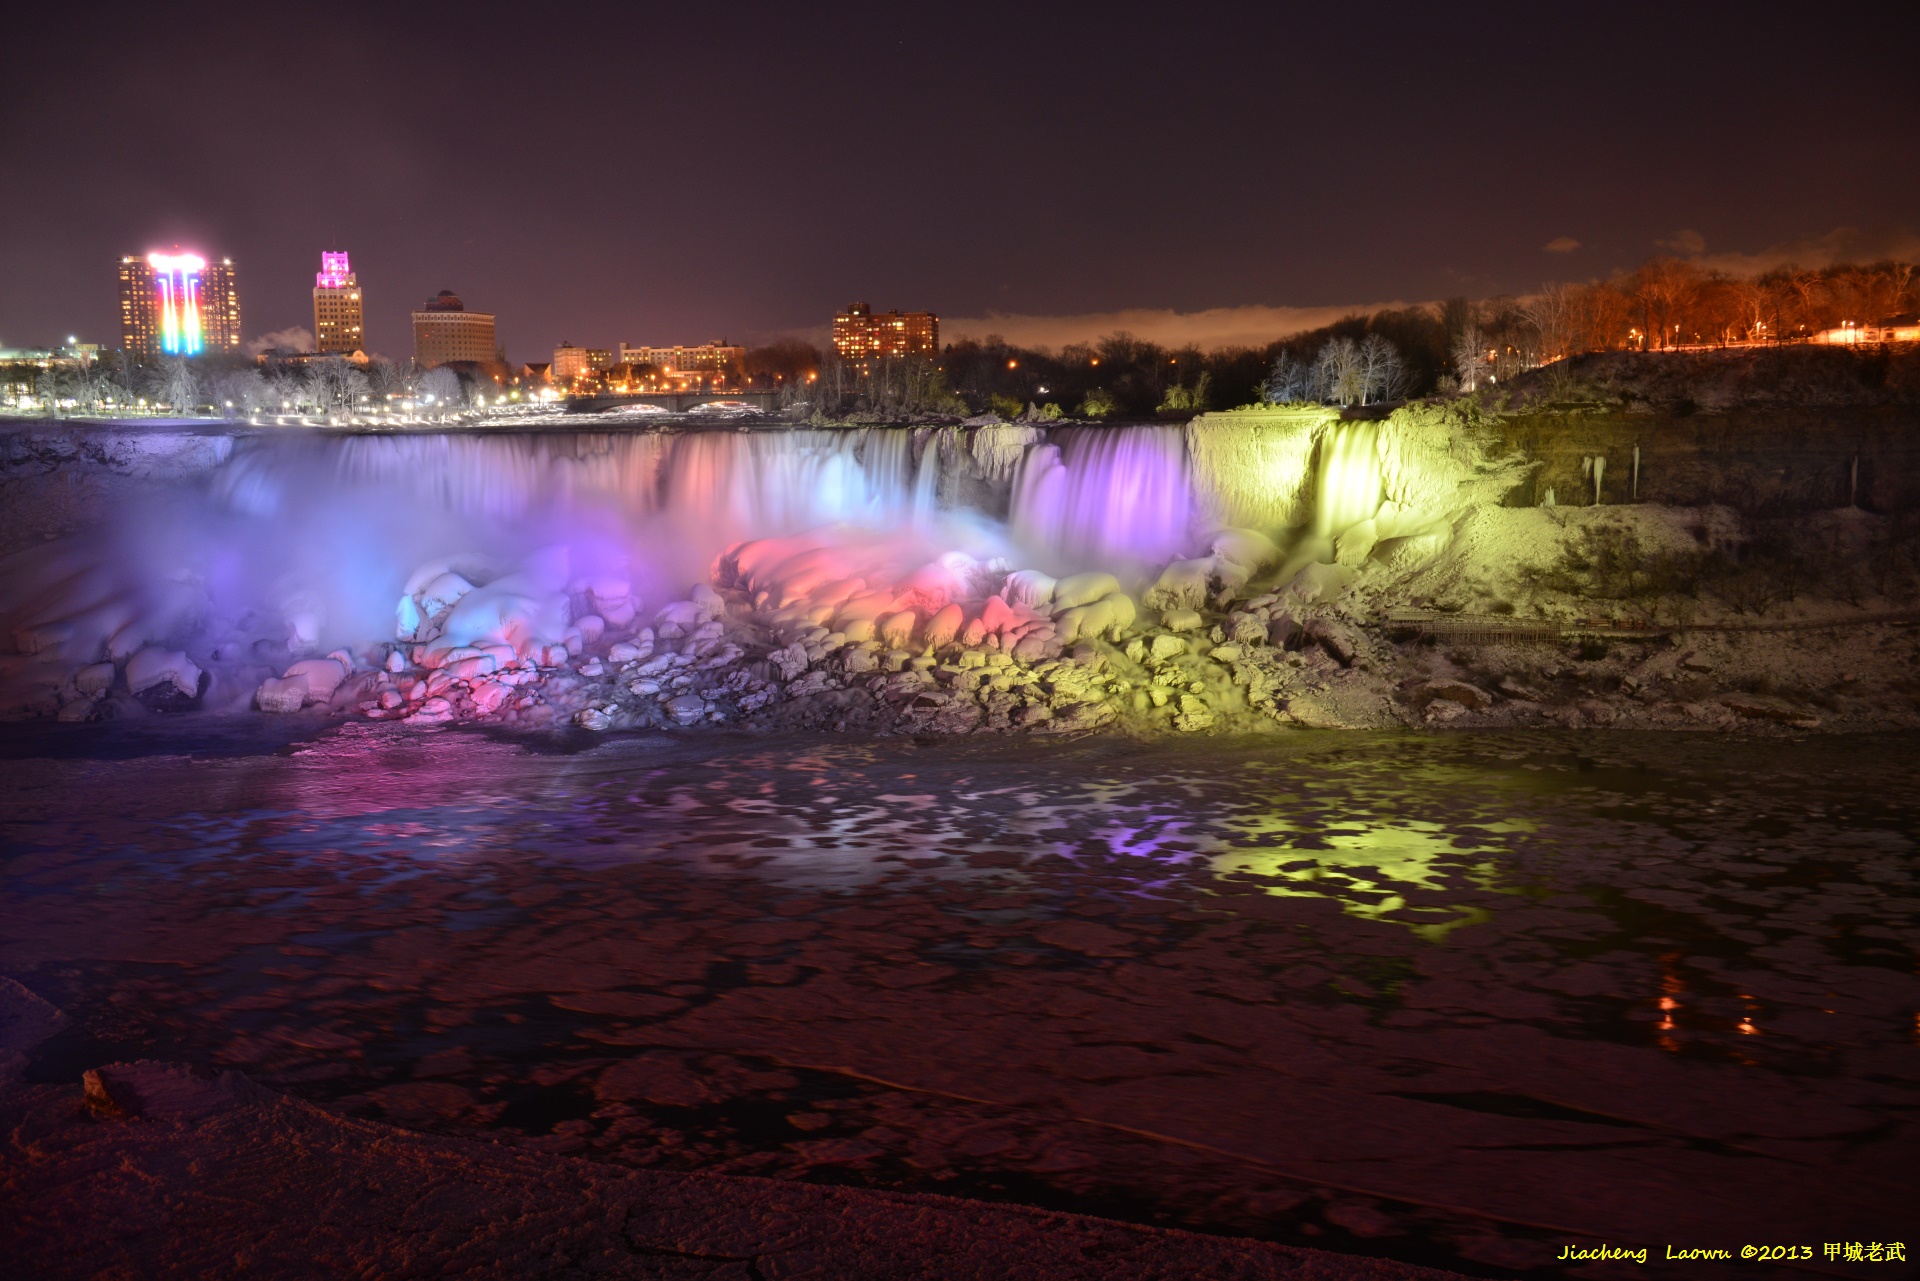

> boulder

[
  {"left": 877, "top": 611, "right": 918, "bottom": 649},
  {"left": 1143, "top": 559, "right": 1213, "bottom": 612},
  {"left": 1721, "top": 694, "right": 1819, "bottom": 728},
  {"left": 1053, "top": 572, "right": 1122, "bottom": 611},
  {"left": 924, "top": 603, "right": 964, "bottom": 648},
  {"left": 75, "top": 663, "right": 116, "bottom": 696},
  {"left": 284, "top": 657, "right": 347, "bottom": 701},
  {"left": 1002, "top": 569, "right": 1057, "bottom": 609},
  {"left": 254, "top": 677, "right": 307, "bottom": 714},
  {"left": 1149, "top": 634, "right": 1188, "bottom": 661},
  {"left": 126, "top": 648, "right": 202, "bottom": 699},
  {"left": 1161, "top": 608, "right": 1203, "bottom": 633},
  {"left": 406, "top": 696, "right": 456, "bottom": 725},
  {"left": 665, "top": 695, "right": 707, "bottom": 725},
  {"left": 1423, "top": 679, "right": 1494, "bottom": 710},
  {"left": 1305, "top": 618, "right": 1360, "bottom": 667},
  {"left": 468, "top": 681, "right": 511, "bottom": 715}
]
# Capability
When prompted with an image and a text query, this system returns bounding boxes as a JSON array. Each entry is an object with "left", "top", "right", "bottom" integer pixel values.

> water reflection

[
  {"left": 4, "top": 726, "right": 1917, "bottom": 1275},
  {"left": 1211, "top": 816, "right": 1535, "bottom": 939}
]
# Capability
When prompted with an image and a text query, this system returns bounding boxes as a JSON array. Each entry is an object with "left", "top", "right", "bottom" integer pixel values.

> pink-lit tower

[{"left": 312, "top": 251, "right": 364, "bottom": 355}]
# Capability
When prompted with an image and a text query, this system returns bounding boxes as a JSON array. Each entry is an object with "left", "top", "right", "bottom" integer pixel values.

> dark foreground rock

[{"left": 2, "top": 1057, "right": 1463, "bottom": 1281}]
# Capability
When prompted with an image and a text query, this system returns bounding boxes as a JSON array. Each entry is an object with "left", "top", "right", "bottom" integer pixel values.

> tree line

[{"left": 13, "top": 351, "right": 499, "bottom": 418}]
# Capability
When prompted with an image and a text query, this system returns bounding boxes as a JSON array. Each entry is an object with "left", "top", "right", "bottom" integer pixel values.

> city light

[{"left": 148, "top": 252, "right": 207, "bottom": 355}]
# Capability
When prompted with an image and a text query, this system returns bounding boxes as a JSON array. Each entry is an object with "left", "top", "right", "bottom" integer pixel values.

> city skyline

[{"left": 3, "top": 3, "right": 1916, "bottom": 360}]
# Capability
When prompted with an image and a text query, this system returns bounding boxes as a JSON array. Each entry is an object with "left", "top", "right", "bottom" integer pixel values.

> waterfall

[
  {"left": 8, "top": 413, "right": 1466, "bottom": 668},
  {"left": 1312, "top": 422, "right": 1384, "bottom": 539},
  {"left": 1007, "top": 425, "right": 1197, "bottom": 574}
]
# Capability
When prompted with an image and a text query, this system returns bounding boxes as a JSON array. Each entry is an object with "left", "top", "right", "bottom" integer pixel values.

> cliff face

[{"left": 1481, "top": 405, "right": 1920, "bottom": 515}]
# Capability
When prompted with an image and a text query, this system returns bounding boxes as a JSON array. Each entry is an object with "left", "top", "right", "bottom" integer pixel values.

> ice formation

[{"left": 0, "top": 414, "right": 1480, "bottom": 731}]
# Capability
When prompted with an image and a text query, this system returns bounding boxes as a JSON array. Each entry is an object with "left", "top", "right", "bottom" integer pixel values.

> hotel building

[
  {"left": 312, "top": 251, "right": 365, "bottom": 354},
  {"left": 411, "top": 291, "right": 498, "bottom": 367},
  {"left": 118, "top": 252, "right": 242, "bottom": 361},
  {"left": 831, "top": 303, "right": 938, "bottom": 363},
  {"left": 616, "top": 341, "right": 744, "bottom": 380}
]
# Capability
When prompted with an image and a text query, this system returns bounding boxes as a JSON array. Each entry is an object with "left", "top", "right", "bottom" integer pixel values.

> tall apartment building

[
  {"left": 118, "top": 252, "right": 242, "bottom": 361},
  {"left": 552, "top": 343, "right": 613, "bottom": 382},
  {"left": 411, "top": 290, "right": 498, "bottom": 367},
  {"left": 312, "top": 251, "right": 365, "bottom": 354},
  {"left": 616, "top": 341, "right": 744, "bottom": 377},
  {"left": 830, "top": 303, "right": 937, "bottom": 363}
]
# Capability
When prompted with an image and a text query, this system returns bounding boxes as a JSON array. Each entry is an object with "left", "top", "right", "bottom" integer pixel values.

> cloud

[
  {"left": 940, "top": 302, "right": 1420, "bottom": 353},
  {"left": 1690, "top": 225, "right": 1920, "bottom": 277},
  {"left": 247, "top": 326, "right": 314, "bottom": 356},
  {"left": 1657, "top": 229, "right": 1708, "bottom": 255},
  {"left": 1543, "top": 236, "right": 1581, "bottom": 254}
]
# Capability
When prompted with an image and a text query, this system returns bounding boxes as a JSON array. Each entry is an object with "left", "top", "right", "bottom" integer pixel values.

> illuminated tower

[
  {"left": 118, "top": 252, "right": 241, "bottom": 361},
  {"left": 312, "top": 251, "right": 364, "bottom": 354}
]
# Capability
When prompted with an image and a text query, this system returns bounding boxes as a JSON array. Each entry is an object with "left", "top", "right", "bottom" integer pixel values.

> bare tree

[
  {"left": 1312, "top": 337, "right": 1366, "bottom": 405},
  {"left": 1522, "top": 283, "right": 1578, "bottom": 360},
  {"left": 1358, "top": 333, "right": 1408, "bottom": 404},
  {"left": 211, "top": 367, "right": 268, "bottom": 418},
  {"left": 418, "top": 366, "right": 461, "bottom": 416},
  {"left": 1451, "top": 325, "right": 1491, "bottom": 391},
  {"left": 151, "top": 358, "right": 199, "bottom": 413},
  {"left": 1262, "top": 350, "right": 1311, "bottom": 403},
  {"left": 35, "top": 368, "right": 65, "bottom": 418}
]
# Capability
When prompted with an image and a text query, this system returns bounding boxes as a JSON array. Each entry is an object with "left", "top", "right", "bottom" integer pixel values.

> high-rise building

[
  {"left": 411, "top": 290, "right": 498, "bottom": 367},
  {"left": 312, "top": 251, "right": 365, "bottom": 354},
  {"left": 118, "top": 252, "right": 242, "bottom": 361},
  {"left": 831, "top": 303, "right": 937, "bottom": 363}
]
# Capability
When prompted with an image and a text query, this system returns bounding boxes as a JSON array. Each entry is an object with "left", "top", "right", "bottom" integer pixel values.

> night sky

[{"left": 4, "top": 0, "right": 1916, "bottom": 360}]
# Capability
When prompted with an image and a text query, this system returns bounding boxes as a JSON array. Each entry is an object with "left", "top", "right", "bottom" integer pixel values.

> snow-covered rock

[
  {"left": 284, "top": 657, "right": 347, "bottom": 702},
  {"left": 255, "top": 677, "right": 307, "bottom": 714},
  {"left": 1149, "top": 634, "right": 1188, "bottom": 661},
  {"left": 75, "top": 663, "right": 116, "bottom": 696},
  {"left": 126, "top": 648, "right": 201, "bottom": 699},
  {"left": 406, "top": 697, "right": 456, "bottom": 725}
]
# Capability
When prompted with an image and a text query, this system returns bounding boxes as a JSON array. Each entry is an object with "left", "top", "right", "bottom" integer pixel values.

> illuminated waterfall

[
  {"left": 1007, "top": 425, "right": 1195, "bottom": 573},
  {"left": 5, "top": 415, "right": 1440, "bottom": 669},
  {"left": 1311, "top": 422, "right": 1384, "bottom": 539}
]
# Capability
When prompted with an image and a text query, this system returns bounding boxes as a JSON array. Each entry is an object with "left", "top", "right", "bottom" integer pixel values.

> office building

[
  {"left": 312, "top": 251, "right": 365, "bottom": 354},
  {"left": 831, "top": 303, "right": 937, "bottom": 363},
  {"left": 411, "top": 290, "right": 498, "bottom": 367},
  {"left": 118, "top": 252, "right": 242, "bottom": 361}
]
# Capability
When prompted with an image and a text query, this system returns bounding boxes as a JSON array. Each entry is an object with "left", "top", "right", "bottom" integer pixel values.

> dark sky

[{"left": 3, "top": 0, "right": 1916, "bottom": 359}]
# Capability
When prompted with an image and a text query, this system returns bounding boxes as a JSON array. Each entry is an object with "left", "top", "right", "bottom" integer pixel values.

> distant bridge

[{"left": 566, "top": 390, "right": 785, "bottom": 415}]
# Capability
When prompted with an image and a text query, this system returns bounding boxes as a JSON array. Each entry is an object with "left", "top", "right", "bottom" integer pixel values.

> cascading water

[
  {"left": 1007, "top": 425, "right": 1196, "bottom": 574},
  {"left": 0, "top": 413, "right": 1455, "bottom": 719},
  {"left": 1311, "top": 421, "right": 1385, "bottom": 540}
]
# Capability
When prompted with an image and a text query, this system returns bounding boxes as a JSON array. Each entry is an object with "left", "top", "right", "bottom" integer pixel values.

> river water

[{"left": 2, "top": 721, "right": 1916, "bottom": 1277}]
